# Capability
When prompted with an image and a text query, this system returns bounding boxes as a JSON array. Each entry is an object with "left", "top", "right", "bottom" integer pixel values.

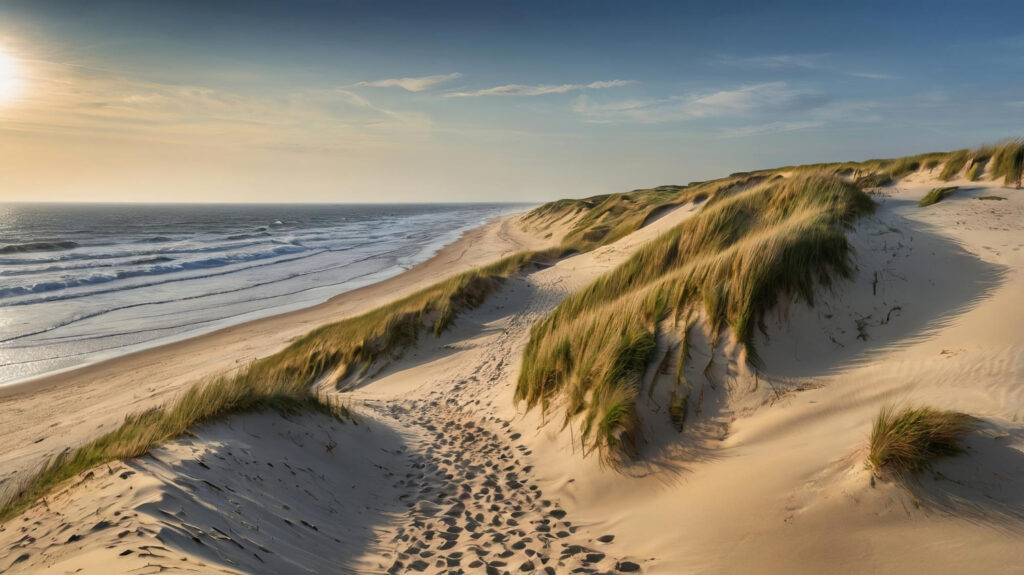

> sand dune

[{"left": 1, "top": 168, "right": 1022, "bottom": 573}]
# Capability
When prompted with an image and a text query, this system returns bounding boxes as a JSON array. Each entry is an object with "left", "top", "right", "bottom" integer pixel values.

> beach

[{"left": 1, "top": 164, "right": 1022, "bottom": 574}]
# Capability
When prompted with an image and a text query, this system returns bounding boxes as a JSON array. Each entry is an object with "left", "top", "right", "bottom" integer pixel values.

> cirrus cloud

[
  {"left": 446, "top": 79, "right": 632, "bottom": 98},
  {"left": 573, "top": 82, "right": 831, "bottom": 123},
  {"left": 355, "top": 72, "right": 462, "bottom": 92}
]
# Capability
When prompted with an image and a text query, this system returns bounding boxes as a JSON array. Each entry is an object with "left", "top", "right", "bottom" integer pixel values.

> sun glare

[{"left": 0, "top": 48, "right": 20, "bottom": 103}]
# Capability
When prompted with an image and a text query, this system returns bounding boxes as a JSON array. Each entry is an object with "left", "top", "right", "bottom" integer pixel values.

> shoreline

[
  {"left": 0, "top": 211, "right": 553, "bottom": 484},
  {"left": 0, "top": 204, "right": 529, "bottom": 388},
  {"left": 0, "top": 212, "right": 528, "bottom": 398}
]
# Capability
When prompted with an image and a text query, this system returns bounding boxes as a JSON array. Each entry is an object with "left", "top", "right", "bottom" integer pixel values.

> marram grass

[
  {"left": 516, "top": 173, "right": 875, "bottom": 464},
  {"left": 868, "top": 405, "right": 976, "bottom": 477}
]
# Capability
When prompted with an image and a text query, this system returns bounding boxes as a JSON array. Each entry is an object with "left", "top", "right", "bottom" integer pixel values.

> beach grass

[
  {"left": 919, "top": 186, "right": 959, "bottom": 207},
  {"left": 868, "top": 405, "right": 976, "bottom": 477},
  {"left": 516, "top": 173, "right": 874, "bottom": 463}
]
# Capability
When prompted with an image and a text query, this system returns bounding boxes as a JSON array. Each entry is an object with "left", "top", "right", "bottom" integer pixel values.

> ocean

[{"left": 0, "top": 202, "right": 523, "bottom": 385}]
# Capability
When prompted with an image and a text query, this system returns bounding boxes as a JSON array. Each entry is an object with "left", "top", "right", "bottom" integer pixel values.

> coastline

[
  {"left": 0, "top": 211, "right": 552, "bottom": 484},
  {"left": 0, "top": 203, "right": 527, "bottom": 387}
]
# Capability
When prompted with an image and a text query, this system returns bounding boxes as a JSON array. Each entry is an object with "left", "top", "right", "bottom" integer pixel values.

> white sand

[{"left": 2, "top": 172, "right": 1022, "bottom": 574}]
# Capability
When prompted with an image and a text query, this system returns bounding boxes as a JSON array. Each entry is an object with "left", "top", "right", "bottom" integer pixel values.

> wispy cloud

[
  {"left": 573, "top": 82, "right": 831, "bottom": 123},
  {"left": 447, "top": 79, "right": 631, "bottom": 97},
  {"left": 719, "top": 121, "right": 823, "bottom": 138},
  {"left": 354, "top": 72, "right": 462, "bottom": 92},
  {"left": 0, "top": 56, "right": 433, "bottom": 151},
  {"left": 716, "top": 53, "right": 894, "bottom": 80}
]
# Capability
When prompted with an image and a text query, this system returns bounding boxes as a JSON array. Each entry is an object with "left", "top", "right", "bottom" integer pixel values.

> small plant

[
  {"left": 868, "top": 405, "right": 976, "bottom": 477},
  {"left": 976, "top": 195, "right": 1006, "bottom": 201},
  {"left": 919, "top": 186, "right": 959, "bottom": 207}
]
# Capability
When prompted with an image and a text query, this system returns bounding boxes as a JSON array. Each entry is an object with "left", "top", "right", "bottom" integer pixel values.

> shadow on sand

[
  {"left": 128, "top": 410, "right": 427, "bottom": 574},
  {"left": 905, "top": 423, "right": 1024, "bottom": 533},
  {"left": 754, "top": 199, "right": 1008, "bottom": 380}
]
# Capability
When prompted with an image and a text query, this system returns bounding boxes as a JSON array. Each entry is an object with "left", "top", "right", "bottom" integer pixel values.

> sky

[{"left": 0, "top": 0, "right": 1022, "bottom": 203}]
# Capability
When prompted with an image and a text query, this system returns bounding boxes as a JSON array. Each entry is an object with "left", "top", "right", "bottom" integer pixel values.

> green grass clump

[
  {"left": 868, "top": 405, "right": 976, "bottom": 477},
  {"left": 919, "top": 186, "right": 959, "bottom": 207},
  {"left": 516, "top": 173, "right": 874, "bottom": 463},
  {"left": 991, "top": 139, "right": 1024, "bottom": 188},
  {"left": 939, "top": 150, "right": 970, "bottom": 181},
  {"left": 976, "top": 195, "right": 1006, "bottom": 201}
]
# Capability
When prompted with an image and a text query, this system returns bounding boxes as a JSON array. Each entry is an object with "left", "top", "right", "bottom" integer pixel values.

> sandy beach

[{"left": 1, "top": 165, "right": 1022, "bottom": 574}]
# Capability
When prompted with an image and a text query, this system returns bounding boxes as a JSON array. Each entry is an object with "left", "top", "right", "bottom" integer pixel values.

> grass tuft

[
  {"left": 868, "top": 405, "right": 976, "bottom": 477},
  {"left": 919, "top": 186, "right": 959, "bottom": 207}
]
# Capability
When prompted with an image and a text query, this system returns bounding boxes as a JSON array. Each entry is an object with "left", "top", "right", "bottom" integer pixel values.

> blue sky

[{"left": 0, "top": 0, "right": 1022, "bottom": 202}]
